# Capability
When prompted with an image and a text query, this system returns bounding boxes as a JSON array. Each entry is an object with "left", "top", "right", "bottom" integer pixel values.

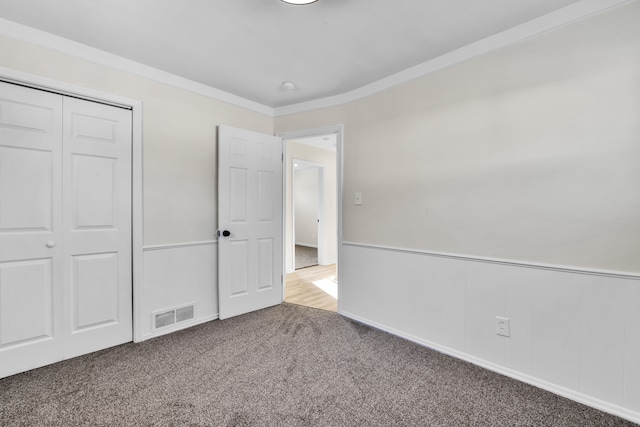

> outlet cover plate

[{"left": 496, "top": 316, "right": 510, "bottom": 337}]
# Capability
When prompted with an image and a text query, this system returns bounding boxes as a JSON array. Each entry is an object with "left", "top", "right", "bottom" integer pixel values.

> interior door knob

[
  {"left": 46, "top": 241, "right": 56, "bottom": 248},
  {"left": 222, "top": 230, "right": 231, "bottom": 237}
]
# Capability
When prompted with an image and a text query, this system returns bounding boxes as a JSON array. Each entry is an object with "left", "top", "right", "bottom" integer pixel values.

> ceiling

[{"left": 0, "top": 0, "right": 588, "bottom": 108}]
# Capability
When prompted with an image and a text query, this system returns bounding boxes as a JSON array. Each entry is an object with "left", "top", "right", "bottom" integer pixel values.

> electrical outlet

[{"left": 496, "top": 316, "right": 510, "bottom": 337}]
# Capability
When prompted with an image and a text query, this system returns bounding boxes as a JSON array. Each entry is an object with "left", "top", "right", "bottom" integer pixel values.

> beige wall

[
  {"left": 276, "top": 1, "right": 640, "bottom": 274},
  {"left": 285, "top": 141, "right": 337, "bottom": 272},
  {"left": 2, "top": 2, "right": 639, "bottom": 272},
  {"left": 0, "top": 35, "right": 273, "bottom": 246}
]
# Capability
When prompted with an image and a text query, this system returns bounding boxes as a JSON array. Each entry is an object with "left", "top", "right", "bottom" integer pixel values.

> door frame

[
  {"left": 0, "top": 66, "right": 145, "bottom": 342},
  {"left": 278, "top": 125, "right": 344, "bottom": 312},
  {"left": 292, "top": 159, "right": 324, "bottom": 267}
]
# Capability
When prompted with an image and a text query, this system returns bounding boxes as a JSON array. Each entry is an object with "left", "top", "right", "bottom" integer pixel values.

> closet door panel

[
  {"left": 0, "top": 82, "right": 133, "bottom": 378},
  {"left": 62, "top": 97, "right": 132, "bottom": 358},
  {"left": 0, "top": 81, "right": 64, "bottom": 378}
]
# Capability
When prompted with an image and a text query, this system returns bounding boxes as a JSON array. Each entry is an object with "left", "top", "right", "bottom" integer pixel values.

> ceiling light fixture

[
  {"left": 281, "top": 0, "right": 318, "bottom": 4},
  {"left": 281, "top": 81, "right": 296, "bottom": 91}
]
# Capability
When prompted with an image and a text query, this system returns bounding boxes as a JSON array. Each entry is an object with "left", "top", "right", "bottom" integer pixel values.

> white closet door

[
  {"left": 62, "top": 97, "right": 132, "bottom": 358},
  {"left": 0, "top": 82, "right": 132, "bottom": 378},
  {"left": 0, "top": 82, "right": 65, "bottom": 377}
]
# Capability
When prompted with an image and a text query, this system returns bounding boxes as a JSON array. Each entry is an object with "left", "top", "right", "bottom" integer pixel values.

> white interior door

[
  {"left": 218, "top": 125, "right": 283, "bottom": 320},
  {"left": 0, "top": 82, "right": 65, "bottom": 376},
  {"left": 0, "top": 81, "right": 132, "bottom": 378}
]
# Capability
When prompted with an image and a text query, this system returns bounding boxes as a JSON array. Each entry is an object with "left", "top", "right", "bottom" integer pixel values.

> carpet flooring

[
  {"left": 0, "top": 303, "right": 635, "bottom": 426},
  {"left": 295, "top": 245, "right": 318, "bottom": 269}
]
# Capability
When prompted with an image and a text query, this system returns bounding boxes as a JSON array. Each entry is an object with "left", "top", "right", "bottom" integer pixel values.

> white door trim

[
  {"left": 278, "top": 125, "right": 344, "bottom": 312},
  {"left": 0, "top": 66, "right": 145, "bottom": 342}
]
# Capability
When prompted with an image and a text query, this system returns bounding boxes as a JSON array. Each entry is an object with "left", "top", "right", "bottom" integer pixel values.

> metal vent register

[{"left": 153, "top": 304, "right": 195, "bottom": 329}]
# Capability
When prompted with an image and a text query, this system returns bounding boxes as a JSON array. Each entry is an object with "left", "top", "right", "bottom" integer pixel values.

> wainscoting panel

[
  {"left": 502, "top": 264, "right": 538, "bottom": 375},
  {"left": 340, "top": 246, "right": 467, "bottom": 351},
  {"left": 142, "top": 242, "right": 218, "bottom": 339},
  {"left": 464, "top": 262, "right": 509, "bottom": 366},
  {"left": 579, "top": 275, "right": 626, "bottom": 405},
  {"left": 530, "top": 270, "right": 582, "bottom": 391},
  {"left": 340, "top": 242, "right": 640, "bottom": 424},
  {"left": 624, "top": 282, "right": 640, "bottom": 413}
]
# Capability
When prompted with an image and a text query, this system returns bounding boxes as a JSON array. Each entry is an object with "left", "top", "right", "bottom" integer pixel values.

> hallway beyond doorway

[
  {"left": 295, "top": 245, "right": 318, "bottom": 269},
  {"left": 285, "top": 264, "right": 337, "bottom": 312}
]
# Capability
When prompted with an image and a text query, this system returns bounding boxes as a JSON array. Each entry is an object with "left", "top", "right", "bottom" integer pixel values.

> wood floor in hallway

[{"left": 285, "top": 264, "right": 337, "bottom": 312}]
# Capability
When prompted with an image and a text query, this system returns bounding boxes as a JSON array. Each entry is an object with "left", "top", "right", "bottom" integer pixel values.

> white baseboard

[
  {"left": 339, "top": 242, "right": 640, "bottom": 424},
  {"left": 295, "top": 242, "right": 318, "bottom": 248},
  {"left": 340, "top": 310, "right": 640, "bottom": 425}
]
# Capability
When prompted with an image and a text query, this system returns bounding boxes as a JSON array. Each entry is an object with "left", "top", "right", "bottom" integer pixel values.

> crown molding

[
  {"left": 273, "top": 0, "right": 633, "bottom": 117},
  {"left": 0, "top": 17, "right": 275, "bottom": 117},
  {"left": 0, "top": 0, "right": 632, "bottom": 119}
]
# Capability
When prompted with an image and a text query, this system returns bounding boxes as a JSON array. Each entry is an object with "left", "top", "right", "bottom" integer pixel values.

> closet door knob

[
  {"left": 222, "top": 230, "right": 231, "bottom": 237},
  {"left": 46, "top": 241, "right": 56, "bottom": 248}
]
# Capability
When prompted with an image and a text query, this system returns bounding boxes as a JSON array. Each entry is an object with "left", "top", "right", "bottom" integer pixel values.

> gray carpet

[
  {"left": 0, "top": 303, "right": 635, "bottom": 426},
  {"left": 295, "top": 245, "right": 318, "bottom": 269}
]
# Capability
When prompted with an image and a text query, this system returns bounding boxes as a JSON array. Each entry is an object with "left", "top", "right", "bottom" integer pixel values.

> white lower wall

[
  {"left": 340, "top": 242, "right": 640, "bottom": 423},
  {"left": 142, "top": 242, "right": 218, "bottom": 339}
]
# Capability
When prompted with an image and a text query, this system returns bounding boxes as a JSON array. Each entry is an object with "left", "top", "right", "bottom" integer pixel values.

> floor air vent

[
  {"left": 155, "top": 310, "right": 175, "bottom": 329},
  {"left": 176, "top": 305, "right": 195, "bottom": 322},
  {"left": 153, "top": 303, "right": 196, "bottom": 330}
]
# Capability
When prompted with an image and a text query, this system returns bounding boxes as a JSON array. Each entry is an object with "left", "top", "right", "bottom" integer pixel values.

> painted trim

[
  {"left": 0, "top": 18, "right": 274, "bottom": 117},
  {"left": 1, "top": 1, "right": 630, "bottom": 117},
  {"left": 131, "top": 100, "right": 144, "bottom": 344},
  {"left": 278, "top": 124, "right": 344, "bottom": 312},
  {"left": 0, "top": 66, "right": 138, "bottom": 109},
  {"left": 342, "top": 241, "right": 640, "bottom": 280},
  {"left": 295, "top": 243, "right": 318, "bottom": 249},
  {"left": 0, "top": 0, "right": 632, "bottom": 117},
  {"left": 273, "top": 0, "right": 633, "bottom": 117},
  {"left": 143, "top": 240, "right": 218, "bottom": 251},
  {"left": 278, "top": 125, "right": 344, "bottom": 142},
  {"left": 340, "top": 309, "right": 640, "bottom": 425},
  {"left": 281, "top": 139, "right": 288, "bottom": 298},
  {"left": 0, "top": 67, "right": 147, "bottom": 344}
]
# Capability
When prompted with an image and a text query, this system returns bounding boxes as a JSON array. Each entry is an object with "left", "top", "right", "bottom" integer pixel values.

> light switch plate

[{"left": 354, "top": 192, "right": 362, "bottom": 205}]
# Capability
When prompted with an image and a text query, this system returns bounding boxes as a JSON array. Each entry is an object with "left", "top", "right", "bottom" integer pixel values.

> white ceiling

[{"left": 0, "top": 0, "right": 591, "bottom": 108}]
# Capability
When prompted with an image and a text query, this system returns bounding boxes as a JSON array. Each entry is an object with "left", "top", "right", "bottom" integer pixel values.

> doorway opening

[
  {"left": 293, "top": 159, "right": 323, "bottom": 270},
  {"left": 282, "top": 132, "right": 339, "bottom": 312}
]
